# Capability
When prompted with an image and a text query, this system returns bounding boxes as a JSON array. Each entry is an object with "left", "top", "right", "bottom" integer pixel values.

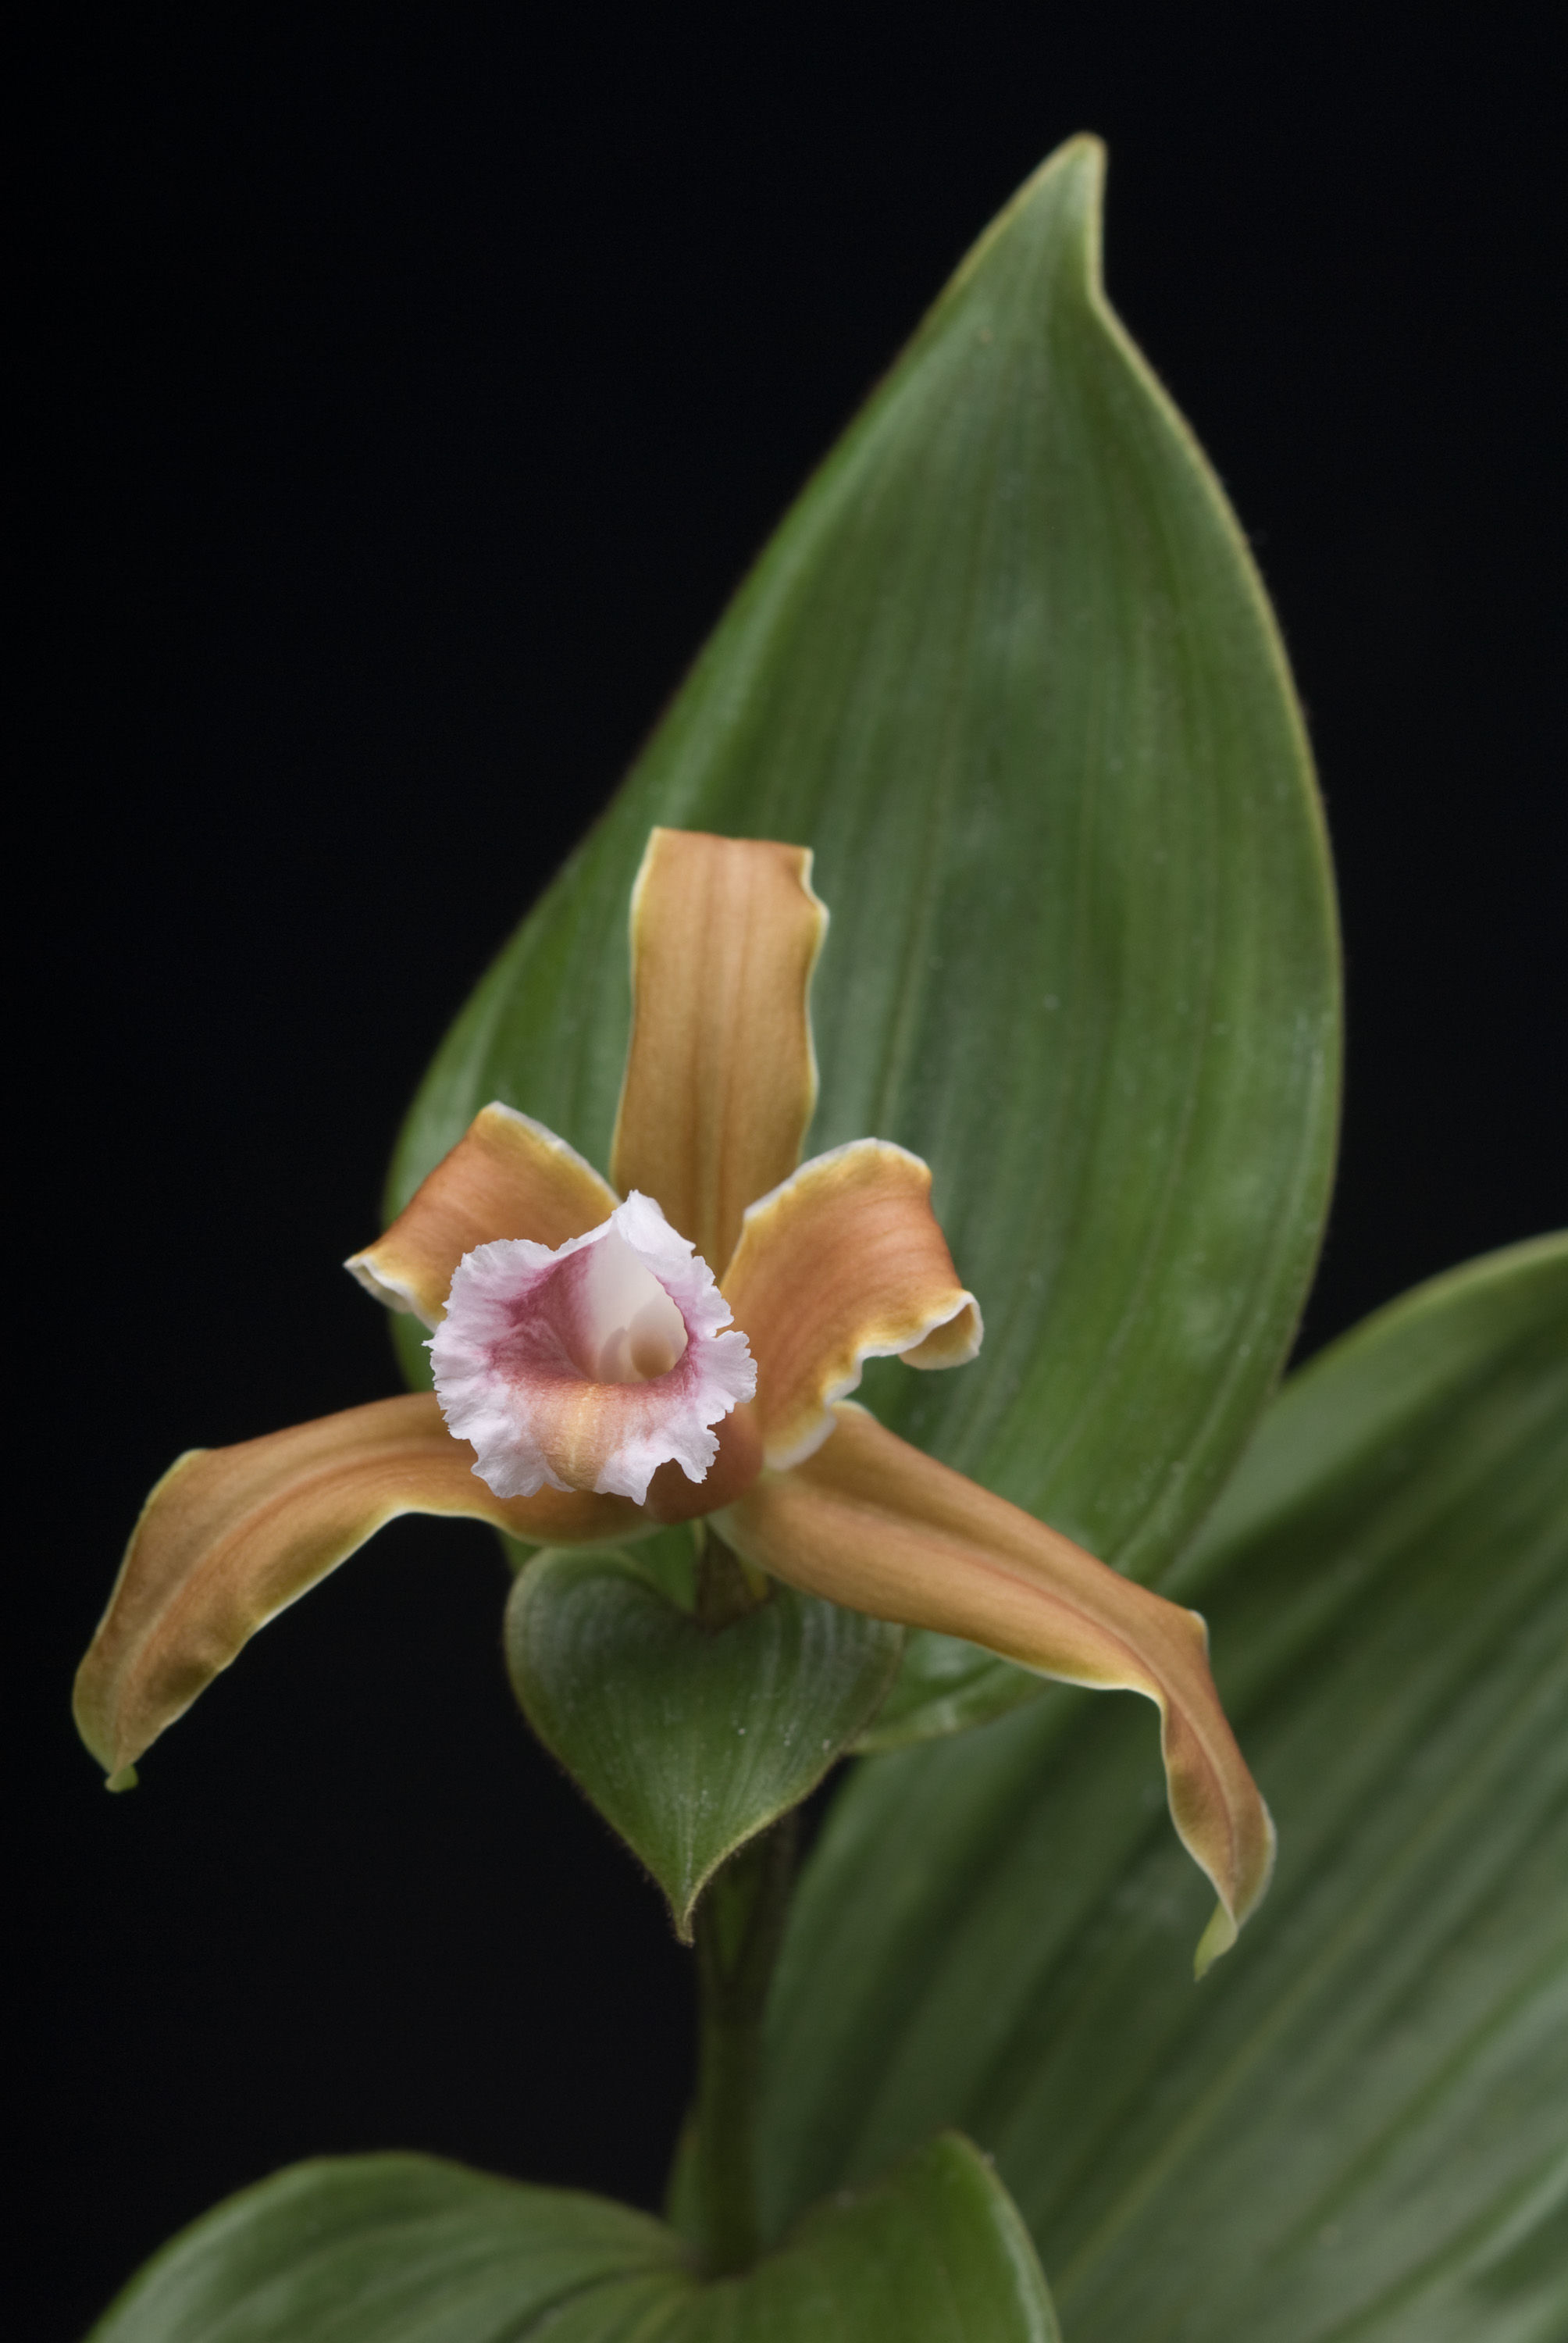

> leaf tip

[
  {"left": 671, "top": 1890, "right": 700, "bottom": 1947},
  {"left": 942, "top": 130, "right": 1107, "bottom": 316},
  {"left": 106, "top": 1763, "right": 139, "bottom": 1794}
]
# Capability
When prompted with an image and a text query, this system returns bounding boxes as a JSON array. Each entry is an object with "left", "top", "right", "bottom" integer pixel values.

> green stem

[{"left": 690, "top": 1812, "right": 798, "bottom": 2276}]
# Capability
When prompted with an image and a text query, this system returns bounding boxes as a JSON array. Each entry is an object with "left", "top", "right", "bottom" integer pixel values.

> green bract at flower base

[
  {"left": 504, "top": 1537, "right": 907, "bottom": 1942},
  {"left": 75, "top": 826, "right": 1274, "bottom": 1970}
]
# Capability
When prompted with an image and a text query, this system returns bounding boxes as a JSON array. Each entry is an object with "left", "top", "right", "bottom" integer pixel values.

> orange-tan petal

[
  {"left": 721, "top": 1405, "right": 1275, "bottom": 1970},
  {"left": 608, "top": 829, "right": 827, "bottom": 1277},
  {"left": 722, "top": 1140, "right": 982, "bottom": 1468},
  {"left": 73, "top": 1393, "right": 639, "bottom": 1781},
  {"left": 346, "top": 1104, "right": 618, "bottom": 1328}
]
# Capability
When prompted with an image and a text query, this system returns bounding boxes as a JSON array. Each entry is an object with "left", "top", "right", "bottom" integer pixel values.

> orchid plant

[{"left": 77, "top": 138, "right": 1565, "bottom": 2343}]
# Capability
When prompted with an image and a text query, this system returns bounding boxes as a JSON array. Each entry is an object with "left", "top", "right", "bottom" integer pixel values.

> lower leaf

[
  {"left": 87, "top": 2156, "right": 688, "bottom": 2341},
  {"left": 88, "top": 2138, "right": 1057, "bottom": 2342},
  {"left": 679, "top": 2132, "right": 1059, "bottom": 2341}
]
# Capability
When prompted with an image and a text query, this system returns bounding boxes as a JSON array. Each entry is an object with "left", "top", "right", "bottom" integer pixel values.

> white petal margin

[{"left": 430, "top": 1190, "right": 757, "bottom": 1506}]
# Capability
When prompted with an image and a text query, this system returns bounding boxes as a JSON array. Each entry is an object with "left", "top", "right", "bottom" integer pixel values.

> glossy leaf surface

[
  {"left": 758, "top": 1237, "right": 1568, "bottom": 2341},
  {"left": 505, "top": 1545, "right": 901, "bottom": 1935},
  {"left": 90, "top": 2138, "right": 1057, "bottom": 2341},
  {"left": 387, "top": 137, "right": 1339, "bottom": 1669}
]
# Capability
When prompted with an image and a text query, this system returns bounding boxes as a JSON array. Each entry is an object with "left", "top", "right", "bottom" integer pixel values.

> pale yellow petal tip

[
  {"left": 1193, "top": 1798, "right": 1278, "bottom": 1978},
  {"left": 903, "top": 1293, "right": 984, "bottom": 1369},
  {"left": 343, "top": 1250, "right": 427, "bottom": 1322},
  {"left": 105, "top": 1764, "right": 139, "bottom": 1794},
  {"left": 1192, "top": 1901, "right": 1238, "bottom": 1979}
]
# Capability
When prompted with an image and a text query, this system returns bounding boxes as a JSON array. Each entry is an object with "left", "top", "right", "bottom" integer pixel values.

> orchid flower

[{"left": 75, "top": 829, "right": 1274, "bottom": 1970}]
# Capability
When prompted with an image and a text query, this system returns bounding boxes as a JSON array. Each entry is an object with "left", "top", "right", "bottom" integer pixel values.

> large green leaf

[
  {"left": 387, "top": 138, "right": 1339, "bottom": 1678},
  {"left": 504, "top": 1544, "right": 901, "bottom": 1935},
  {"left": 757, "top": 1236, "right": 1568, "bottom": 2341},
  {"left": 89, "top": 2138, "right": 1058, "bottom": 2341},
  {"left": 86, "top": 2156, "right": 688, "bottom": 2341}
]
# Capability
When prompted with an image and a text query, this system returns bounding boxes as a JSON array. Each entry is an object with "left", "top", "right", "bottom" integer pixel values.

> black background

[{"left": 18, "top": 8, "right": 1563, "bottom": 2336}]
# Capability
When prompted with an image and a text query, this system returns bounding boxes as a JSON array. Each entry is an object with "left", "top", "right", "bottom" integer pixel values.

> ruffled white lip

[{"left": 429, "top": 1190, "right": 756, "bottom": 1506}]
